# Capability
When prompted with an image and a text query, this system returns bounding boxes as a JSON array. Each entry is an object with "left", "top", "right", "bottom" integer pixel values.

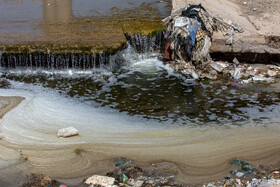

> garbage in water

[
  {"left": 114, "top": 157, "right": 127, "bottom": 166},
  {"left": 57, "top": 127, "right": 79, "bottom": 138}
]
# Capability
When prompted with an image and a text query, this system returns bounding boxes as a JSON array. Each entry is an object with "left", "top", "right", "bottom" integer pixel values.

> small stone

[
  {"left": 210, "top": 61, "right": 224, "bottom": 72},
  {"left": 57, "top": 127, "right": 79, "bottom": 138},
  {"left": 267, "top": 70, "right": 277, "bottom": 77},
  {"left": 235, "top": 172, "right": 244, "bottom": 178},
  {"left": 134, "top": 180, "right": 144, "bottom": 187},
  {"left": 243, "top": 2, "right": 247, "bottom": 5},
  {"left": 253, "top": 8, "right": 257, "bottom": 11},
  {"left": 207, "top": 183, "right": 217, "bottom": 187},
  {"left": 85, "top": 175, "right": 115, "bottom": 186},
  {"left": 233, "top": 58, "right": 240, "bottom": 65}
]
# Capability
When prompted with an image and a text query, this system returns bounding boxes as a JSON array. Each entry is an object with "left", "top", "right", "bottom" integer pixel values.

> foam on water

[{"left": 0, "top": 84, "right": 170, "bottom": 146}]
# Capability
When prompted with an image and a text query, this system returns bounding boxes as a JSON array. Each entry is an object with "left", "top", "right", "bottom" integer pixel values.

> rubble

[
  {"left": 205, "top": 159, "right": 280, "bottom": 187},
  {"left": 105, "top": 160, "right": 184, "bottom": 187}
]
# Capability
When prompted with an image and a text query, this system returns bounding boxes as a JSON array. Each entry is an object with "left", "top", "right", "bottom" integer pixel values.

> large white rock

[
  {"left": 57, "top": 127, "right": 79, "bottom": 138},
  {"left": 84, "top": 175, "right": 115, "bottom": 186}
]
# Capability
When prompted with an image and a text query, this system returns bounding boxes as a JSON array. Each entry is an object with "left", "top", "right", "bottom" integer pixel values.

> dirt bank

[{"left": 172, "top": 0, "right": 280, "bottom": 60}]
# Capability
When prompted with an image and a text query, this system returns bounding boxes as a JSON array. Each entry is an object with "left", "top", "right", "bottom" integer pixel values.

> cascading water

[{"left": 0, "top": 51, "right": 113, "bottom": 70}]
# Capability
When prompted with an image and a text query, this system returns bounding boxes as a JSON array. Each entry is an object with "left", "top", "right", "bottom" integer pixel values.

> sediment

[{"left": 0, "top": 96, "right": 24, "bottom": 119}]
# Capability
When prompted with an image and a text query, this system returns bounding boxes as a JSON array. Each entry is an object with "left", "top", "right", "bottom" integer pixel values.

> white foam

[{"left": 0, "top": 83, "right": 166, "bottom": 146}]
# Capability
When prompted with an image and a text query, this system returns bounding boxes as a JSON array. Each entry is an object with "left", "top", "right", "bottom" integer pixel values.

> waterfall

[
  {"left": 125, "top": 31, "right": 166, "bottom": 53},
  {"left": 0, "top": 31, "right": 167, "bottom": 70}
]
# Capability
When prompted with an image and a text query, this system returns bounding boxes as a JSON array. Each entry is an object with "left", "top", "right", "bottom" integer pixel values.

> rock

[
  {"left": 267, "top": 70, "right": 277, "bottom": 77},
  {"left": 247, "top": 69, "right": 257, "bottom": 76},
  {"left": 210, "top": 61, "right": 224, "bottom": 72},
  {"left": 85, "top": 175, "right": 115, "bottom": 186},
  {"left": 207, "top": 183, "right": 217, "bottom": 187},
  {"left": 57, "top": 127, "right": 79, "bottom": 138},
  {"left": 233, "top": 58, "right": 240, "bottom": 65},
  {"left": 133, "top": 180, "right": 144, "bottom": 187}
]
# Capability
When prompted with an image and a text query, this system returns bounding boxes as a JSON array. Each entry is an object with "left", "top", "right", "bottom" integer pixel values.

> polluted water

[{"left": 0, "top": 44, "right": 280, "bottom": 186}]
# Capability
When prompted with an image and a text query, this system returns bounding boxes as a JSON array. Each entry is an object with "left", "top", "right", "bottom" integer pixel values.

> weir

[{"left": 0, "top": 31, "right": 166, "bottom": 69}]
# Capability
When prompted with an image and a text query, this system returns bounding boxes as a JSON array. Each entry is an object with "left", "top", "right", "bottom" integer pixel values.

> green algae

[{"left": 0, "top": 41, "right": 127, "bottom": 56}]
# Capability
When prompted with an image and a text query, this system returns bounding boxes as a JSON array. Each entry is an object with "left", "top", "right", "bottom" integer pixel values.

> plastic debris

[
  {"left": 231, "top": 68, "right": 242, "bottom": 80},
  {"left": 226, "top": 28, "right": 234, "bottom": 45},
  {"left": 84, "top": 175, "right": 115, "bottom": 186},
  {"left": 235, "top": 172, "right": 245, "bottom": 178},
  {"left": 122, "top": 173, "right": 128, "bottom": 184},
  {"left": 114, "top": 157, "right": 126, "bottom": 166},
  {"left": 57, "top": 127, "right": 79, "bottom": 138}
]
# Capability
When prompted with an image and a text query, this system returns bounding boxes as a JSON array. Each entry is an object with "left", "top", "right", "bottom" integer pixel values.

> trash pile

[
  {"left": 104, "top": 160, "right": 184, "bottom": 187},
  {"left": 22, "top": 158, "right": 280, "bottom": 187},
  {"left": 205, "top": 159, "right": 280, "bottom": 187},
  {"left": 163, "top": 4, "right": 243, "bottom": 63},
  {"left": 161, "top": 4, "right": 280, "bottom": 81}
]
